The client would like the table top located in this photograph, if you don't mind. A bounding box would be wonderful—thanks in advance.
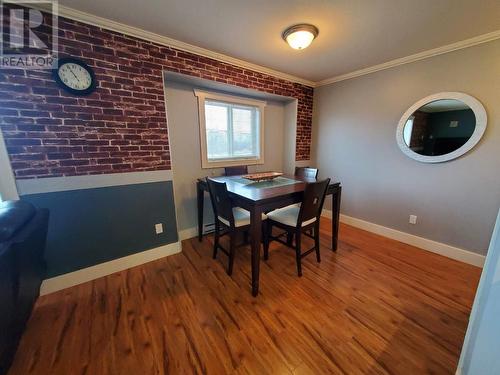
[202,174,340,203]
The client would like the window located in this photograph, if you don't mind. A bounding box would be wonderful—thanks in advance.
[403,116,414,146]
[195,90,265,168]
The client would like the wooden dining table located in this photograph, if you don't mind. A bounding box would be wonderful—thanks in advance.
[196,175,342,296]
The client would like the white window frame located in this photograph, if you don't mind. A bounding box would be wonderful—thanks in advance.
[0,130,19,201]
[403,115,415,146]
[194,89,266,169]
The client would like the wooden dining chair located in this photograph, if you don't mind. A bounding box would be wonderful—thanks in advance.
[263,178,330,276]
[224,165,248,176]
[295,166,319,179]
[292,167,320,237]
[206,178,267,275]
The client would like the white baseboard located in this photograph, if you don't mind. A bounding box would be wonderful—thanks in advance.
[179,222,216,241]
[179,212,485,268]
[179,227,199,241]
[40,241,182,295]
[322,209,485,268]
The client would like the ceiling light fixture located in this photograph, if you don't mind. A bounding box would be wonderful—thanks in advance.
[282,24,319,50]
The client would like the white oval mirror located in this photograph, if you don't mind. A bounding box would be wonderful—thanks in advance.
[396,92,487,163]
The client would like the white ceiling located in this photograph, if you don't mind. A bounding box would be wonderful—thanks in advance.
[59,0,500,82]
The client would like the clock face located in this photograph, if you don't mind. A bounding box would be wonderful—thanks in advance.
[54,58,96,95]
[58,63,92,91]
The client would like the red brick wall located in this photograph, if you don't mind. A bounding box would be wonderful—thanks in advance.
[410,110,430,149]
[0,14,314,180]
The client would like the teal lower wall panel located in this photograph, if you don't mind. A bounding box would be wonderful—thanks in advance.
[21,181,178,278]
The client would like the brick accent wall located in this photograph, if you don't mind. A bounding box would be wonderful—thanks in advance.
[0,13,314,180]
[410,110,430,150]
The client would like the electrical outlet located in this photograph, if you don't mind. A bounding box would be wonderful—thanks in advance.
[409,215,417,225]
[155,223,164,234]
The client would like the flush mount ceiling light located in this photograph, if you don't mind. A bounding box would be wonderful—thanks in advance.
[282,24,319,50]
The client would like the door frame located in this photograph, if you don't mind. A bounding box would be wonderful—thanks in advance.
[0,130,19,201]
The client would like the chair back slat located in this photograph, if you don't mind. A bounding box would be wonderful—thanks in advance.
[297,178,331,227]
[224,165,248,176]
[206,178,234,227]
[295,167,318,179]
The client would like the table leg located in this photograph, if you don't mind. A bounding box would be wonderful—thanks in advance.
[250,206,262,297]
[331,186,342,251]
[197,181,204,242]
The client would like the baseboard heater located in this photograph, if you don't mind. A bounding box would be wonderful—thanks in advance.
[203,222,215,235]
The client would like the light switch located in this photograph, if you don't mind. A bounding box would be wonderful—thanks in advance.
[155,223,164,234]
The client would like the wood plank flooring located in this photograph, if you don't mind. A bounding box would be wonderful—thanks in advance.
[8,220,481,375]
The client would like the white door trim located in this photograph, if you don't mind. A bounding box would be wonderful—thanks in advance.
[0,130,18,201]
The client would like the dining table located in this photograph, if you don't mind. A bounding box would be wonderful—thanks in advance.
[196,174,342,296]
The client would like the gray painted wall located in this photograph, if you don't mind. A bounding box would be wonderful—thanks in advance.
[164,80,295,233]
[283,100,298,175]
[22,181,178,277]
[313,40,500,255]
[459,209,500,374]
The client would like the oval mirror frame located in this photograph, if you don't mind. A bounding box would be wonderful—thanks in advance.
[396,92,487,163]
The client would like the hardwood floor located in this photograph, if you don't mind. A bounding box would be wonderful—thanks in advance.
[8,220,481,375]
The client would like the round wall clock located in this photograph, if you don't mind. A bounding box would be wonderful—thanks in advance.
[53,57,97,96]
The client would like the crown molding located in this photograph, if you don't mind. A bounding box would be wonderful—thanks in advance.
[316,30,500,86]
[34,4,500,88]
[50,5,316,87]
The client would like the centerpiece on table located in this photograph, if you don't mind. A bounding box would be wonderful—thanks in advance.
[242,172,283,182]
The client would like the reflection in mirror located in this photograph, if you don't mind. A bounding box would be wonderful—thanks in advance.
[402,99,476,156]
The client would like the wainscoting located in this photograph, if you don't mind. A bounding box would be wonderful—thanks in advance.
[18,170,179,278]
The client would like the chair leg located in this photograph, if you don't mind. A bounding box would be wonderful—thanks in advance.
[243,231,249,244]
[315,223,321,263]
[227,231,236,276]
[295,230,302,277]
[286,232,294,246]
[213,222,219,259]
[263,221,270,261]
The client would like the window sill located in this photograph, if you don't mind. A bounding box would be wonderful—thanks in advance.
[201,158,264,169]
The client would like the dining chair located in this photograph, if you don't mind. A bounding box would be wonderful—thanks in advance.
[295,166,319,179]
[292,167,320,238]
[224,165,248,176]
[206,178,267,276]
[263,178,330,276]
